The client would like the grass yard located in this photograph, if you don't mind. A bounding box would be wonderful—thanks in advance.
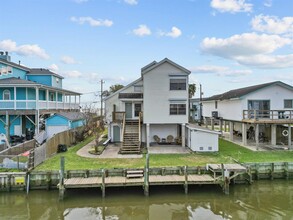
[35,136,293,171]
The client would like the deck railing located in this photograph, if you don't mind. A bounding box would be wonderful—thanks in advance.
[0,100,79,110]
[243,110,293,121]
[112,111,125,123]
[121,113,126,143]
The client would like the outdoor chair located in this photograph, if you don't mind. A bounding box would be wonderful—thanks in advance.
[153,135,160,143]
[166,135,174,144]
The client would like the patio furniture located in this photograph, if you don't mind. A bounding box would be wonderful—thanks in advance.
[167,135,174,144]
[153,135,160,143]
[175,136,182,145]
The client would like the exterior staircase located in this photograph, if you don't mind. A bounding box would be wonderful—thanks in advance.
[120,120,141,154]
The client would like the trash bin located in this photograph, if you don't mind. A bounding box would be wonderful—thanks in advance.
[57,144,67,153]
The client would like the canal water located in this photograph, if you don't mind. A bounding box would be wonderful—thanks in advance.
[0,180,292,220]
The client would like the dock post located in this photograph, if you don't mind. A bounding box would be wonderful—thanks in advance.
[101,169,106,198]
[7,174,11,192]
[184,166,188,194]
[271,163,274,180]
[248,166,252,184]
[59,156,65,200]
[144,154,149,196]
[46,172,51,190]
[256,163,259,180]
[221,164,230,195]
[284,162,289,180]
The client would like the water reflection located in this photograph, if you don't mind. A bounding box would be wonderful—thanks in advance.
[0,180,293,220]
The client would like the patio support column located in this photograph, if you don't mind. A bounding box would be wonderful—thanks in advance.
[288,124,292,149]
[14,86,16,110]
[242,123,247,146]
[36,87,39,110]
[63,93,65,109]
[211,118,214,130]
[26,88,28,109]
[5,111,10,141]
[255,124,259,150]
[219,119,223,134]
[204,117,208,128]
[35,110,39,135]
[181,123,186,147]
[229,121,234,141]
[46,89,49,109]
[55,91,58,109]
[224,121,227,132]
[79,95,81,107]
[74,96,77,109]
[69,95,71,109]
[146,123,150,148]
[271,124,277,146]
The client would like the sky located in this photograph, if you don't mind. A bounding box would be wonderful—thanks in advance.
[0,0,292,105]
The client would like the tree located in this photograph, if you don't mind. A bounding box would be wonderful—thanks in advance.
[110,84,124,93]
[189,84,196,98]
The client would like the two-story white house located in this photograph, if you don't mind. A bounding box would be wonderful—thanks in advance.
[202,81,293,149]
[105,58,191,153]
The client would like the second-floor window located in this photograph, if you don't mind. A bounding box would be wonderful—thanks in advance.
[3,89,11,100]
[170,78,186,90]
[170,104,186,115]
[284,99,293,108]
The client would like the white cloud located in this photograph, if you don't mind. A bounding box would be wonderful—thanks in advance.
[132,25,151,36]
[251,14,293,35]
[159,26,182,38]
[124,0,138,5]
[263,0,272,7]
[0,39,49,59]
[210,0,253,13]
[190,65,252,77]
[62,70,83,78]
[70,16,113,27]
[236,54,293,68]
[61,56,78,64]
[201,33,293,69]
[48,64,59,73]
[201,33,291,58]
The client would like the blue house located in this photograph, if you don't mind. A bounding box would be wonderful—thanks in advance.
[45,112,86,138]
[0,51,81,141]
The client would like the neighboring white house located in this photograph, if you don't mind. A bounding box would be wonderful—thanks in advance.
[105,58,219,153]
[202,81,293,148]
[189,98,201,122]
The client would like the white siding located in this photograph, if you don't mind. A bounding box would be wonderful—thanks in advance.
[188,129,218,152]
[105,93,122,122]
[143,62,189,124]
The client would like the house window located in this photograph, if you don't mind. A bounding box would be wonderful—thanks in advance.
[215,101,218,109]
[56,78,59,83]
[170,104,186,115]
[170,78,186,90]
[50,93,54,101]
[134,85,142,92]
[3,89,11,100]
[134,103,142,117]
[284,100,293,108]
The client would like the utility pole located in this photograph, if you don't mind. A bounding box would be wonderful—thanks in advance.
[100,79,105,117]
[200,84,203,125]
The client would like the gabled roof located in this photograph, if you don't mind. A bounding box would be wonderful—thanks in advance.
[53,112,85,121]
[104,77,142,101]
[203,81,293,101]
[0,77,38,85]
[141,58,191,75]
[0,58,30,72]
[28,68,64,79]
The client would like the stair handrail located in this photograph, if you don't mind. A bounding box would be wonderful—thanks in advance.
[121,112,126,144]
[138,112,142,146]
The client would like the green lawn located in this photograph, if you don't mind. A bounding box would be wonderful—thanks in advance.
[35,137,293,171]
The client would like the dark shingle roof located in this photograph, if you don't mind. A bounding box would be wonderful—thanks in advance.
[118,93,143,99]
[56,112,85,121]
[0,77,38,85]
[203,81,293,101]
[0,58,31,71]
[28,68,64,79]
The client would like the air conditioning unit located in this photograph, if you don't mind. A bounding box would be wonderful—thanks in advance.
[212,111,218,118]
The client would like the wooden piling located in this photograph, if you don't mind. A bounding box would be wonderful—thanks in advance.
[144,154,149,196]
[284,162,289,180]
[46,172,51,190]
[271,163,274,180]
[101,169,105,198]
[256,163,259,180]
[184,166,188,194]
[59,156,65,200]
[7,174,11,192]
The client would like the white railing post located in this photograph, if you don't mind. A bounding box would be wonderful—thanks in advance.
[14,86,16,110]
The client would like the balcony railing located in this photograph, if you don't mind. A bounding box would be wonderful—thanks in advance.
[0,100,79,110]
[112,112,125,123]
[243,110,293,121]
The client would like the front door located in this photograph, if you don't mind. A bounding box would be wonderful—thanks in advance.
[113,125,120,142]
[125,103,132,119]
